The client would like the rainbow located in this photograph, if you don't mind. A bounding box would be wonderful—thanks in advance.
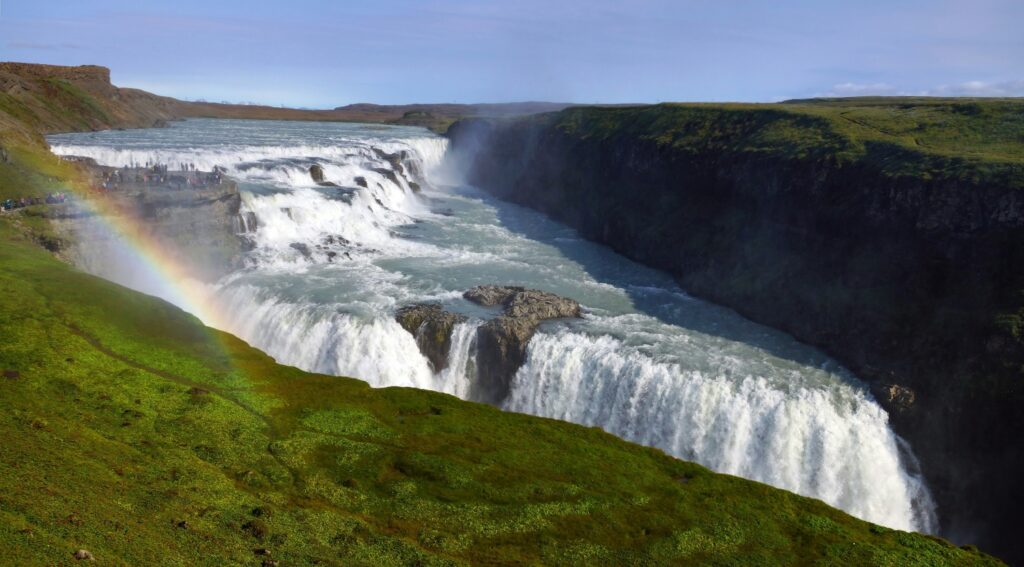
[71,186,230,331]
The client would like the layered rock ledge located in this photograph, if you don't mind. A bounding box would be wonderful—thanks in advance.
[395,303,466,372]
[394,285,581,403]
[464,286,582,403]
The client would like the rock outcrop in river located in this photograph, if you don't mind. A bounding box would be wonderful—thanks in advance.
[465,286,582,403]
[49,160,244,281]
[396,285,581,403]
[395,304,467,372]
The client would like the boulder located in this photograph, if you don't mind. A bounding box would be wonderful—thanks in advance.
[289,242,312,259]
[464,286,581,404]
[871,382,917,413]
[394,287,581,403]
[395,304,466,372]
[372,147,406,175]
[309,164,338,186]
[354,176,368,188]
[372,167,401,188]
[73,549,95,561]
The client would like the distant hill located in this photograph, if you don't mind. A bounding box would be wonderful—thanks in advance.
[0,62,573,138]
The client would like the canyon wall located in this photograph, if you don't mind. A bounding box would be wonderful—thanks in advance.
[448,103,1024,562]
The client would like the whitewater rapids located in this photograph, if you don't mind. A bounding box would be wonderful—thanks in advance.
[49,118,938,533]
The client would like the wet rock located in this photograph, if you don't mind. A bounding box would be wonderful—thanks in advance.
[309,164,326,183]
[289,242,312,259]
[309,163,338,187]
[234,211,258,234]
[322,234,352,247]
[872,382,917,413]
[73,549,95,561]
[409,181,422,193]
[372,147,406,175]
[372,167,401,188]
[354,176,368,188]
[465,286,581,404]
[395,304,467,372]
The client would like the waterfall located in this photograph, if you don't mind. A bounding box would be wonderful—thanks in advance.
[47,118,938,535]
[505,329,936,532]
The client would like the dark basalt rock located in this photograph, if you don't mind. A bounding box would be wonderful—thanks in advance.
[372,147,406,175]
[394,286,581,403]
[871,382,916,413]
[395,304,467,372]
[372,167,401,188]
[309,163,338,187]
[464,286,581,404]
[289,242,312,259]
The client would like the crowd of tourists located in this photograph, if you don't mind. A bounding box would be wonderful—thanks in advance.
[99,162,224,191]
[1,192,69,212]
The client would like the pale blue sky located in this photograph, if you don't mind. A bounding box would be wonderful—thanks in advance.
[1,0,1021,107]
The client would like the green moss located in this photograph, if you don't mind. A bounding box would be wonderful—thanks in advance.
[537,98,1024,187]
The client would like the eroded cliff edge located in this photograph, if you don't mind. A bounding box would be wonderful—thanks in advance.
[447,101,1024,562]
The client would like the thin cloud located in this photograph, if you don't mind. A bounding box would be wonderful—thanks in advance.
[822,80,1024,98]
[923,80,1024,97]
[823,83,900,97]
[7,41,81,50]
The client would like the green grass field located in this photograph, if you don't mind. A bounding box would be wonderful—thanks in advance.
[545,98,1024,186]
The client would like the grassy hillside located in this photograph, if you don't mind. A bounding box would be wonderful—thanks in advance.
[0,214,999,565]
[549,99,1024,184]
[0,62,569,139]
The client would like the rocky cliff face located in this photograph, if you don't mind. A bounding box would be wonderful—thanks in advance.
[49,162,243,281]
[395,304,467,372]
[448,106,1024,563]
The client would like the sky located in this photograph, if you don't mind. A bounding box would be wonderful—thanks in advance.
[1,0,1022,107]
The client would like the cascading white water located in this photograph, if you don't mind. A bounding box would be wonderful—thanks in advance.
[507,330,935,531]
[48,118,937,534]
